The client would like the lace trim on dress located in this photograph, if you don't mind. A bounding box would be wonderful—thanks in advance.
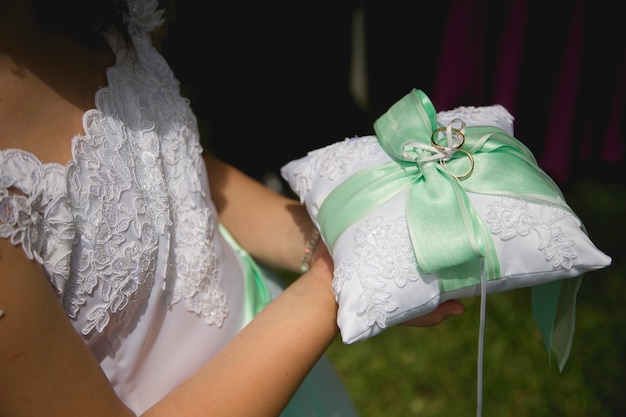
[0,150,72,294]
[0,0,228,336]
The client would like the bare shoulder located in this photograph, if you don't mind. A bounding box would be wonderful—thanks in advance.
[0,29,113,166]
[0,238,66,410]
[0,239,133,416]
[0,238,51,330]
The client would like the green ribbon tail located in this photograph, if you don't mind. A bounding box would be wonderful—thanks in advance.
[531,276,582,372]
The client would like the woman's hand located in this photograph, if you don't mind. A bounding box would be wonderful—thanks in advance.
[310,238,464,329]
[400,300,465,327]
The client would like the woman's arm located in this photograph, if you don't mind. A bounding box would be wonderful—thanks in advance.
[0,235,337,417]
[0,239,136,417]
[143,241,339,417]
[141,241,464,417]
[204,153,315,272]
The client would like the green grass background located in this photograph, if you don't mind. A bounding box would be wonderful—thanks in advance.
[272,178,623,416]
[320,179,624,417]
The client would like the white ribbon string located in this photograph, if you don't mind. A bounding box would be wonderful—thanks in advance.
[401,118,486,417]
[476,270,487,417]
[401,118,467,164]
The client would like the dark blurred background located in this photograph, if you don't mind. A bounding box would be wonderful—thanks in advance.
[159,1,625,416]
[160,0,624,191]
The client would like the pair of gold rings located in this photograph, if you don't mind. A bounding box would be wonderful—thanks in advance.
[430,127,475,180]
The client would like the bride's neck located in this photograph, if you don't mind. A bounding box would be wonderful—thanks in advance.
[0,5,114,165]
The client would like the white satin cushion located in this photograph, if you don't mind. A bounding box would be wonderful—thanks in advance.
[281,105,611,344]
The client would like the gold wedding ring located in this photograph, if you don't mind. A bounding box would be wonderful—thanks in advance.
[440,149,475,180]
[431,126,465,151]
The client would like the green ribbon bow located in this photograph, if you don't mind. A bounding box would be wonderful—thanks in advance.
[317,89,581,370]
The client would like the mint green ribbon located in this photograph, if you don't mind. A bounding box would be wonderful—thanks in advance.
[219,224,271,324]
[317,88,580,369]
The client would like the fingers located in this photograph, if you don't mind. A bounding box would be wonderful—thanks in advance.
[399,300,465,327]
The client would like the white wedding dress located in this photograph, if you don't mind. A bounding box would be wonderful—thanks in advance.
[0,0,358,415]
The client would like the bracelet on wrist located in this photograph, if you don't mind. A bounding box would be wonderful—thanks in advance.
[300,228,321,274]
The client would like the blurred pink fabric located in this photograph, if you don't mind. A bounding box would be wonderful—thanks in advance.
[424,0,624,184]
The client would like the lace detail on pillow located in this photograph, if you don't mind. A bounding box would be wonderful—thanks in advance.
[333,217,418,329]
[486,197,578,269]
[331,196,582,331]
[290,136,382,201]
[437,104,515,134]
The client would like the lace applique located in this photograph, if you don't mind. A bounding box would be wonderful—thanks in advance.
[437,105,515,134]
[65,14,226,333]
[485,197,578,269]
[0,150,73,292]
[126,0,165,35]
[331,196,580,330]
[290,136,382,200]
[165,207,227,327]
[333,217,418,329]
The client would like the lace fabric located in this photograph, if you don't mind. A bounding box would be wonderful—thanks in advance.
[0,0,227,337]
